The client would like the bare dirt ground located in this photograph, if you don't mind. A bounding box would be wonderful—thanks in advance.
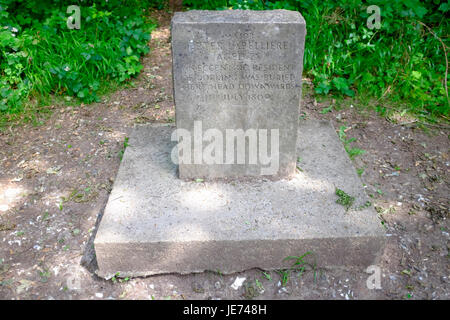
[0,10,448,300]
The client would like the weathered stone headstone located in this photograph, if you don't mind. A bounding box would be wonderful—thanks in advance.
[171,10,306,179]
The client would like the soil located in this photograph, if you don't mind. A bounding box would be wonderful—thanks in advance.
[0,10,448,300]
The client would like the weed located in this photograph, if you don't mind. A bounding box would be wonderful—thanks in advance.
[296,156,303,172]
[335,187,355,211]
[320,105,333,114]
[262,271,272,281]
[38,269,51,283]
[338,126,366,160]
[375,205,396,215]
[278,251,316,286]
[402,269,412,276]
[356,200,372,210]
[356,168,364,177]
[255,279,264,292]
[61,187,98,204]
[111,272,120,283]
[277,269,290,287]
[118,137,130,161]
[42,211,50,221]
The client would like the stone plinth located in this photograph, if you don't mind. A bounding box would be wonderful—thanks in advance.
[94,121,385,278]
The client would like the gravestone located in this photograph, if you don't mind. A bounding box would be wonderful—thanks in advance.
[171,10,306,179]
[94,10,385,278]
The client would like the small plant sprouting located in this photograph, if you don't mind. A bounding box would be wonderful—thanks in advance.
[284,251,312,280]
[111,272,119,283]
[42,211,50,222]
[356,168,364,177]
[38,269,51,283]
[262,271,272,281]
[335,188,355,211]
[338,126,365,160]
[278,251,315,286]
[320,105,333,114]
[111,272,130,284]
[277,269,290,287]
[255,279,264,292]
[118,137,129,161]
[296,157,304,172]
[356,200,372,210]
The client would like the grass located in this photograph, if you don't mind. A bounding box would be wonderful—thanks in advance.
[1,1,158,123]
[277,269,291,287]
[3,0,449,130]
[277,251,316,287]
[184,0,450,119]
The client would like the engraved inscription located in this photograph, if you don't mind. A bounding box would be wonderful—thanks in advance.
[179,29,298,105]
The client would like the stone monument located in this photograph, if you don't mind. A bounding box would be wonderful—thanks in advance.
[172,10,305,179]
[94,10,385,278]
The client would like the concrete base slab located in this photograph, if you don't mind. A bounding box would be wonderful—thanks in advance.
[94,120,385,278]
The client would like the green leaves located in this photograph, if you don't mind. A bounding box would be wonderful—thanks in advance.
[314,77,354,97]
[125,46,133,56]
[338,125,366,160]
[315,80,331,95]
[179,0,448,117]
[403,0,428,18]
[332,77,354,97]
[438,2,450,12]
[335,188,355,211]
[0,1,156,112]
[319,105,333,114]
[118,137,130,161]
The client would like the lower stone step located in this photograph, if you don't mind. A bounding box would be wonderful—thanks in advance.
[94,120,385,278]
